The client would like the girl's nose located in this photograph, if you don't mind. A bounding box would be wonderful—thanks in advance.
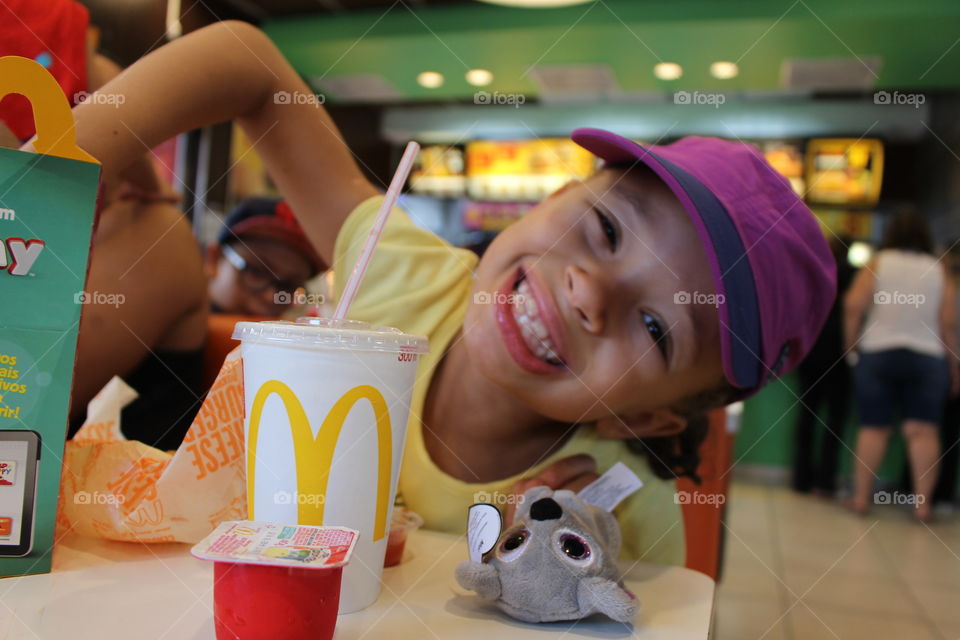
[565,265,606,335]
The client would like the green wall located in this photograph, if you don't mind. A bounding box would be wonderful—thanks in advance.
[736,372,910,483]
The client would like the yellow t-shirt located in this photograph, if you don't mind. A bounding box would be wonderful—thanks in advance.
[333,196,685,566]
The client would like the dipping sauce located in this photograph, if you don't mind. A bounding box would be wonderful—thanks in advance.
[384,509,423,568]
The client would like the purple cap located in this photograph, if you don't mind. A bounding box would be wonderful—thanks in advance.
[571,128,836,398]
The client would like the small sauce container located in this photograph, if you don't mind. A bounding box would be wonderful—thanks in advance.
[192,521,358,640]
[384,509,423,568]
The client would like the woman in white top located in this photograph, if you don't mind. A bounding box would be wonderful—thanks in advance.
[844,209,957,522]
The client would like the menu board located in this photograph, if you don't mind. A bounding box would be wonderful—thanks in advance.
[465,139,597,202]
[806,138,884,207]
[761,141,805,195]
[409,145,466,198]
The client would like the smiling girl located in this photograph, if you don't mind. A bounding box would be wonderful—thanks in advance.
[38,21,836,563]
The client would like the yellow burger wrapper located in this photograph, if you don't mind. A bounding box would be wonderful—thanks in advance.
[57,349,246,543]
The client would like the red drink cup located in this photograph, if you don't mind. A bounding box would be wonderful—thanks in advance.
[192,521,358,640]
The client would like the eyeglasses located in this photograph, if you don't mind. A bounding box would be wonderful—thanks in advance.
[221,243,306,296]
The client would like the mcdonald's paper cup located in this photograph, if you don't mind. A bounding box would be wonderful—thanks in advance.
[233,318,428,613]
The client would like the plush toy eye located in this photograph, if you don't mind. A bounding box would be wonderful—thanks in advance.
[496,529,529,563]
[559,533,590,560]
[502,532,526,551]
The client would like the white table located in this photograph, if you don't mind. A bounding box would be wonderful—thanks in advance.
[0,530,714,639]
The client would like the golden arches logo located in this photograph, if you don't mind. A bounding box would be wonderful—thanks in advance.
[246,381,393,542]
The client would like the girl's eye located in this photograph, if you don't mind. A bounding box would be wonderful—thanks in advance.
[643,312,669,361]
[594,207,619,252]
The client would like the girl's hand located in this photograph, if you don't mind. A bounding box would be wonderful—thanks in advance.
[503,454,599,525]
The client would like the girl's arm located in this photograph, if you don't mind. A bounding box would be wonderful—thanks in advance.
[28,20,377,262]
[843,261,876,355]
[87,51,166,197]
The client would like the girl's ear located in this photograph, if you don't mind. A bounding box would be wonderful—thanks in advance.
[595,409,687,440]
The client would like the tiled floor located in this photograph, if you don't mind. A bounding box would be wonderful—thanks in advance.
[713,482,960,640]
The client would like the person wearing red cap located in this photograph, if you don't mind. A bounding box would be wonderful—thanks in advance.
[207,197,326,316]
[51,22,835,563]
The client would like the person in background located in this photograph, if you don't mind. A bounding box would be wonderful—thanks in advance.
[207,197,326,317]
[933,242,960,507]
[792,234,856,497]
[844,208,958,522]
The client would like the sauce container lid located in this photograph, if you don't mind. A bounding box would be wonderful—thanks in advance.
[191,521,358,570]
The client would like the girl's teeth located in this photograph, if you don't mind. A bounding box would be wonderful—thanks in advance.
[513,278,559,363]
[523,290,536,316]
[532,322,548,339]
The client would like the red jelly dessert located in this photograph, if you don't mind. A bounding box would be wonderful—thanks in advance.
[213,562,342,640]
[192,521,358,640]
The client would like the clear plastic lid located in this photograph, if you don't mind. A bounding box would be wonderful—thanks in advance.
[232,317,429,354]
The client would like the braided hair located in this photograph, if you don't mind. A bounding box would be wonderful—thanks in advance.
[624,384,738,484]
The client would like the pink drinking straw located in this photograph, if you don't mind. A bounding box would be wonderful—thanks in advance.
[333,140,420,319]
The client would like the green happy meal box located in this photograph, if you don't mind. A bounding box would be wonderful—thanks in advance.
[0,56,101,575]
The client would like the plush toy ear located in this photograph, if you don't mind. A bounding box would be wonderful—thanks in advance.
[455,561,502,601]
[577,577,639,623]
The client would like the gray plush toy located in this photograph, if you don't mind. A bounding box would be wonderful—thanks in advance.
[455,485,639,623]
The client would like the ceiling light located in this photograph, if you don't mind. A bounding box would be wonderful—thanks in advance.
[710,61,739,79]
[653,62,683,81]
[848,241,872,268]
[466,69,494,87]
[417,71,444,89]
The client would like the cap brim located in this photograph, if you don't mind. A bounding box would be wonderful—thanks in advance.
[571,128,763,391]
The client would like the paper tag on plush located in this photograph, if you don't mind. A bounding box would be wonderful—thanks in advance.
[466,503,502,563]
[578,462,643,512]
